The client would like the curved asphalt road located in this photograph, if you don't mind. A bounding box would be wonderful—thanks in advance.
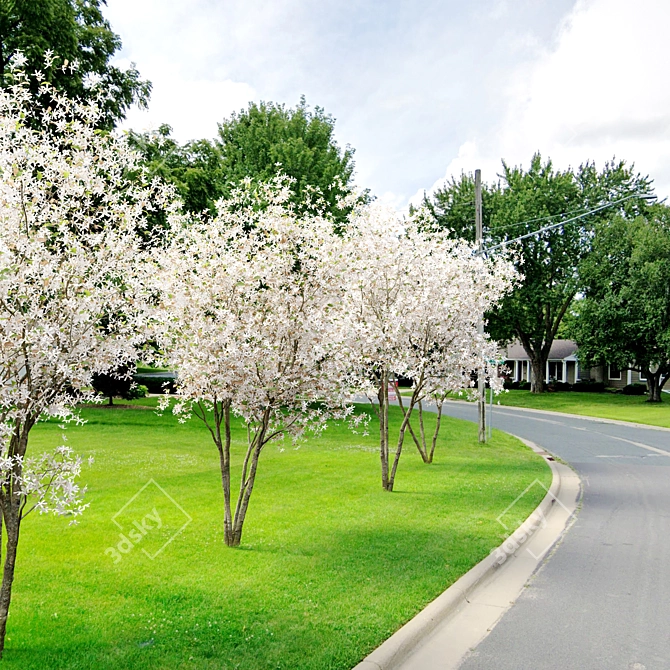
[439,401,670,670]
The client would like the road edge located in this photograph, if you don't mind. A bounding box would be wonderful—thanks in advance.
[443,398,670,433]
[352,438,580,670]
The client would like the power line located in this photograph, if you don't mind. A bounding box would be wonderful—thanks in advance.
[479,192,654,255]
[492,206,596,232]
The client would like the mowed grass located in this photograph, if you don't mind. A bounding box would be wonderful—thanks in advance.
[5,401,549,669]
[492,390,670,428]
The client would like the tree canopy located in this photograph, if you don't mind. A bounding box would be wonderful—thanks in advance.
[130,98,359,221]
[573,207,670,402]
[0,0,150,128]
[127,124,224,217]
[216,98,356,217]
[422,154,653,392]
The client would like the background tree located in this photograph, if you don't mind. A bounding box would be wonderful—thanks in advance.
[573,207,670,402]
[127,124,224,217]
[91,366,132,405]
[424,154,653,392]
[0,66,165,655]
[0,0,150,128]
[130,99,362,223]
[216,98,359,223]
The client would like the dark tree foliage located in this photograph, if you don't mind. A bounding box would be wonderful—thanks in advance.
[423,153,653,392]
[127,124,224,217]
[0,0,150,128]
[573,207,670,402]
[91,365,132,405]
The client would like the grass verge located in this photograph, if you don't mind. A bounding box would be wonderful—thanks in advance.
[490,390,670,428]
[6,401,549,669]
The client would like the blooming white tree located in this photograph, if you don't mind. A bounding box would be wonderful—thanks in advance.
[154,180,356,547]
[0,57,169,654]
[342,204,517,489]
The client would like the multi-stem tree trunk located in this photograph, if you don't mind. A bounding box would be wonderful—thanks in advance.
[228,410,269,547]
[212,401,234,546]
[644,369,669,403]
[404,397,445,464]
[429,400,444,462]
[204,399,271,548]
[385,376,421,490]
[372,369,416,491]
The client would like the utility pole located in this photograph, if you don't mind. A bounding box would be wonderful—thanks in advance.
[475,169,486,443]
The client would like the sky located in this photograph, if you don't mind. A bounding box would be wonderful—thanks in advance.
[106,0,670,209]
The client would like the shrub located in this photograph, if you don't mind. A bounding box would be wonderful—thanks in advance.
[518,380,531,390]
[126,384,149,400]
[549,381,572,392]
[623,382,647,396]
[133,373,177,394]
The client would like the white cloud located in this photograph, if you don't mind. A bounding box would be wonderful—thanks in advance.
[436,0,670,198]
[105,0,579,206]
[120,74,256,143]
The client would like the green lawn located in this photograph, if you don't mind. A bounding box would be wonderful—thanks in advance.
[492,390,670,428]
[7,401,549,669]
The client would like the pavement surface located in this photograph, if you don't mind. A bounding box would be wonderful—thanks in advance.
[432,401,670,670]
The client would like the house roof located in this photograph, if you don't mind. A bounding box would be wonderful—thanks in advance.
[504,339,579,361]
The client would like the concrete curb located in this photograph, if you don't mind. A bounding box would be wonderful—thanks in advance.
[352,438,579,670]
[444,398,670,433]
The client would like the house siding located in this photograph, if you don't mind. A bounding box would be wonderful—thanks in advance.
[503,340,649,390]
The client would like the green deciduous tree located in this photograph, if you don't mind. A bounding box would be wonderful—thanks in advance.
[130,99,361,223]
[423,154,652,392]
[127,124,224,217]
[0,0,150,128]
[573,208,670,402]
[216,98,358,223]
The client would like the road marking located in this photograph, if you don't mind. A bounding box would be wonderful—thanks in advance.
[607,434,670,457]
[596,454,663,459]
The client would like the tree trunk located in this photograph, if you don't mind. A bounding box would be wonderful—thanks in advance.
[398,392,428,462]
[227,410,269,547]
[427,400,444,464]
[646,372,663,403]
[378,370,390,490]
[417,401,427,459]
[108,395,113,406]
[387,398,416,491]
[0,419,33,655]
[530,356,545,394]
[0,502,21,657]
[215,402,234,547]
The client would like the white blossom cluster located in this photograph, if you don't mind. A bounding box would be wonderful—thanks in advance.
[342,201,517,400]
[154,178,359,444]
[154,182,517,448]
[0,58,174,521]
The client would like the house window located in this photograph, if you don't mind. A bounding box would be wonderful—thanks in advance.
[639,369,647,381]
[548,361,564,381]
[608,364,622,380]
